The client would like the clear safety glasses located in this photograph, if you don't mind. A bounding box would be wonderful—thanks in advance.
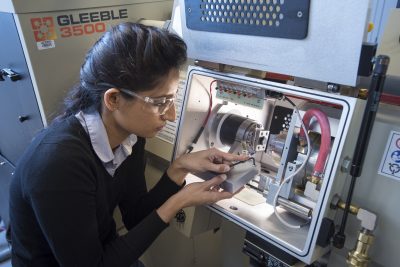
[118,88,175,116]
[97,83,175,116]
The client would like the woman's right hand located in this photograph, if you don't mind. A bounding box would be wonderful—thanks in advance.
[156,174,237,223]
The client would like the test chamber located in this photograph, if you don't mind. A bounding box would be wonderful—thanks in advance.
[174,66,365,264]
[170,0,372,265]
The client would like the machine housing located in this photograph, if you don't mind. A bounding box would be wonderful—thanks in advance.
[173,66,365,264]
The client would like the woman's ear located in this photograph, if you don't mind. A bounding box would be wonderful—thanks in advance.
[103,88,121,112]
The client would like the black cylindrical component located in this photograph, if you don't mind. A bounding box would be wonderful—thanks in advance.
[334,55,390,249]
[220,114,247,146]
[351,55,390,177]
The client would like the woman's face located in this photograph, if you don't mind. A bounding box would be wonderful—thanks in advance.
[110,69,179,138]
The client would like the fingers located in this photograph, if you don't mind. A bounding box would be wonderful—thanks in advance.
[210,191,234,202]
[204,174,227,189]
[210,148,249,162]
[207,149,249,172]
[203,174,235,201]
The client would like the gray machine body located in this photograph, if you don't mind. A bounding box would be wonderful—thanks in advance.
[0,0,173,165]
[171,0,370,86]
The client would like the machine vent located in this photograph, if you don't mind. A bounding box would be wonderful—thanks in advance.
[184,0,310,39]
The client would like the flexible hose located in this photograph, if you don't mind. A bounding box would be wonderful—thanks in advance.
[299,109,331,177]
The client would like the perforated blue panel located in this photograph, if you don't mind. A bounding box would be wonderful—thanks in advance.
[184,0,310,39]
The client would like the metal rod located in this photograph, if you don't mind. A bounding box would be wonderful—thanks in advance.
[277,197,312,220]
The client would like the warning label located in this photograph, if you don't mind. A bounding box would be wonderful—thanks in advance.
[378,130,400,180]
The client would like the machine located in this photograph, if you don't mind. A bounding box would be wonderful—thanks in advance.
[173,66,366,265]
[1,0,399,266]
[162,0,399,266]
[0,0,174,164]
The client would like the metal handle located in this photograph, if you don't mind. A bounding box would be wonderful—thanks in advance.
[18,115,30,123]
[0,68,21,81]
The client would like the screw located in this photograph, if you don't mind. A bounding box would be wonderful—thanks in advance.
[297,11,303,18]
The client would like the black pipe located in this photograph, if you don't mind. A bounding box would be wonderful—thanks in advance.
[333,55,390,249]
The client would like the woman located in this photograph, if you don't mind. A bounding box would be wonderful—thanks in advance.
[9,23,245,267]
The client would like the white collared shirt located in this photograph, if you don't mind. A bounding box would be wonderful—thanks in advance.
[75,111,137,176]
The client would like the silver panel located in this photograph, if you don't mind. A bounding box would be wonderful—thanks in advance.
[172,0,370,86]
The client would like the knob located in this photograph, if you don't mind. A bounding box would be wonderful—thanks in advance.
[175,209,186,223]
[18,115,30,123]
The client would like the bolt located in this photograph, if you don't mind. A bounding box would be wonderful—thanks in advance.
[327,83,340,94]
[341,157,352,173]
[330,194,341,210]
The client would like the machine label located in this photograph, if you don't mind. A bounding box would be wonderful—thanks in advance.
[36,40,56,50]
[378,130,400,180]
[30,9,128,49]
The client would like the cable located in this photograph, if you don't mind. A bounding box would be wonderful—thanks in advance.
[186,80,217,153]
[272,96,312,229]
[230,157,256,167]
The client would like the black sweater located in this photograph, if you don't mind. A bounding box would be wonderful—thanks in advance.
[9,116,182,267]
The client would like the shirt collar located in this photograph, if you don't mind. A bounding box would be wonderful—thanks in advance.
[75,111,137,164]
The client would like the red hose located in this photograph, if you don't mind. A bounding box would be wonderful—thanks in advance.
[299,109,331,177]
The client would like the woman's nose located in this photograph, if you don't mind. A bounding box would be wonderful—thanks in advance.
[162,102,176,122]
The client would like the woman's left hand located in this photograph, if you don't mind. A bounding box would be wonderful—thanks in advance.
[167,148,248,185]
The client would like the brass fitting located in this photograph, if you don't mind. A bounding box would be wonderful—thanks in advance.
[347,230,374,267]
[299,138,307,147]
[358,88,368,100]
[307,175,322,185]
[310,175,321,184]
[338,200,360,215]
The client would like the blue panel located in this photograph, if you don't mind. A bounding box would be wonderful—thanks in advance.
[184,0,310,39]
[0,12,44,165]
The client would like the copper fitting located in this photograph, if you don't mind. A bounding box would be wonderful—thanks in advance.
[307,175,322,185]
[338,200,360,215]
[347,230,374,267]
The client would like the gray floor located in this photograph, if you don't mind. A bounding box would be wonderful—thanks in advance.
[0,228,11,267]
[0,259,11,267]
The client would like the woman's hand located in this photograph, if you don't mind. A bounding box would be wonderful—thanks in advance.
[167,148,248,185]
[157,174,240,223]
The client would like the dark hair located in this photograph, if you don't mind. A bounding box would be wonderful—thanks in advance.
[56,22,187,121]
